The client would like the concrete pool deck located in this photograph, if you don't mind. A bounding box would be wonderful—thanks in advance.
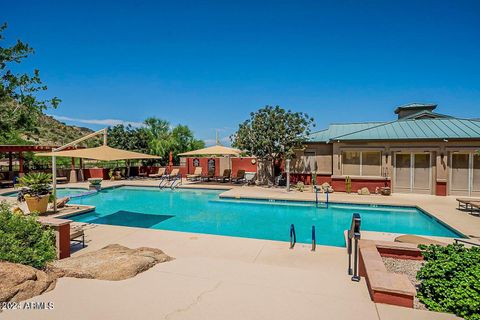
[1,225,460,320]
[0,179,476,319]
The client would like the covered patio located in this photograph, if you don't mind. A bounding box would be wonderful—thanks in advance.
[0,145,82,185]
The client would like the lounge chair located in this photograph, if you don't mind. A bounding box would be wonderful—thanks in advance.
[56,170,68,184]
[231,170,246,184]
[166,168,181,181]
[214,169,231,182]
[201,170,215,182]
[186,167,203,181]
[0,172,13,188]
[457,198,480,214]
[56,197,70,208]
[70,226,85,248]
[149,167,167,178]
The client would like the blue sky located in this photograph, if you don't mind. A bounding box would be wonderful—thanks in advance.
[3,0,480,145]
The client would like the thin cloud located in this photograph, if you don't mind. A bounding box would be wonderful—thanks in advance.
[50,115,145,128]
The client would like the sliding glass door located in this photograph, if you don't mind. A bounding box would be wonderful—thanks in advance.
[394,152,432,194]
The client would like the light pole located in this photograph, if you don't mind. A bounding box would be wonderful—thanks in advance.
[286,158,291,191]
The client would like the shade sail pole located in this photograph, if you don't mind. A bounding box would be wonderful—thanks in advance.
[51,128,108,213]
[52,154,57,212]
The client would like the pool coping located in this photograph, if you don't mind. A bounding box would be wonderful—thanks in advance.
[0,182,471,240]
[45,184,466,242]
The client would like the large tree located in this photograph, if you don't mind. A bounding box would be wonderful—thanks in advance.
[107,118,205,166]
[0,23,60,144]
[232,105,314,184]
[143,117,205,164]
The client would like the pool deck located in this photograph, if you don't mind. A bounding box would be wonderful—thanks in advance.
[0,179,476,319]
[1,225,460,320]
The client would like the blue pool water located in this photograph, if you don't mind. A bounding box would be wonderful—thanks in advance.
[59,187,462,247]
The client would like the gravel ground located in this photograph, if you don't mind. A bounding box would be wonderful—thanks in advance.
[382,257,427,310]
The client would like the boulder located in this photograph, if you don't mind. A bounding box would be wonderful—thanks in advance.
[0,262,56,303]
[320,182,334,193]
[48,244,173,281]
[357,187,370,195]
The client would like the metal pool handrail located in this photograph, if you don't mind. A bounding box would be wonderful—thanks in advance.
[290,224,296,249]
[347,213,361,282]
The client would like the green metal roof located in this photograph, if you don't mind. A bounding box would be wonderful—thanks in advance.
[332,118,480,141]
[308,122,385,142]
[308,107,480,143]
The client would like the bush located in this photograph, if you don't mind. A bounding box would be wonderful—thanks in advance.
[417,244,480,320]
[0,202,56,269]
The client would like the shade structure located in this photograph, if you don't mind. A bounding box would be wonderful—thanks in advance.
[178,145,242,156]
[35,145,161,161]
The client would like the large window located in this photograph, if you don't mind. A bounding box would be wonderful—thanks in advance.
[342,151,381,176]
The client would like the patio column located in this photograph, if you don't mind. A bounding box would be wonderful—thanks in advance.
[286,158,291,191]
[77,158,85,182]
[69,157,77,183]
[8,152,13,173]
[18,152,24,177]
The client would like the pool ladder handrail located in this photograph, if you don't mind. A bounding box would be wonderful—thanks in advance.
[347,213,361,282]
[158,176,169,189]
[170,175,182,190]
[289,224,316,251]
[314,186,329,208]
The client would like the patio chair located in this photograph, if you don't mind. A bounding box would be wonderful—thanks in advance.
[149,167,167,178]
[166,168,181,181]
[456,198,480,213]
[0,172,14,188]
[186,167,203,181]
[201,170,215,182]
[56,170,68,184]
[56,197,70,208]
[231,170,246,184]
[70,226,85,248]
[214,169,231,182]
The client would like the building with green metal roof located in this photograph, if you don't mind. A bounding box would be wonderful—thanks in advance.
[291,103,480,197]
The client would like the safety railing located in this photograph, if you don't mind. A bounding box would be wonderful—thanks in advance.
[158,177,168,189]
[170,176,182,190]
[314,186,329,208]
[289,224,316,251]
[454,238,480,247]
[290,224,296,249]
[347,213,361,282]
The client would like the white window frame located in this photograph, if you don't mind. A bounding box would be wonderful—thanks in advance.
[394,152,432,192]
[449,152,475,196]
[341,151,382,177]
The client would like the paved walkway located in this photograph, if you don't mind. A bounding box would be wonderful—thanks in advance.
[1,226,459,319]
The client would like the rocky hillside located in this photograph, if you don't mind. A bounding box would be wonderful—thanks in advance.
[22,114,95,146]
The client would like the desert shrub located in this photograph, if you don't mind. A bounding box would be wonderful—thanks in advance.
[417,244,480,320]
[0,202,56,269]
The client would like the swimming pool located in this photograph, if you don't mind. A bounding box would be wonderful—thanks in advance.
[61,186,462,247]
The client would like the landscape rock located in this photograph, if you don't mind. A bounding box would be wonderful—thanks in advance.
[47,244,173,281]
[357,187,370,195]
[0,262,56,303]
[320,182,334,193]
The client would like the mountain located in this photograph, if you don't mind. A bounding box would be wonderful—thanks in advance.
[21,114,95,146]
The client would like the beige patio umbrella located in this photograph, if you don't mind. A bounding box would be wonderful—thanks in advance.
[178,145,241,156]
[178,145,242,175]
[36,145,161,161]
